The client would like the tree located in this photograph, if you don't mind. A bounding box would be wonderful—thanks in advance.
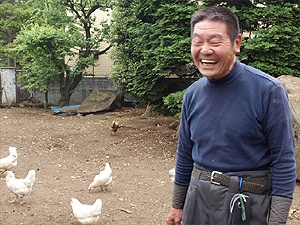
[108,0,200,112]
[0,0,32,67]
[13,24,76,105]
[201,0,300,77]
[12,0,112,106]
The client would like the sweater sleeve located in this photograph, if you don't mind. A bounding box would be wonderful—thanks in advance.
[263,82,296,198]
[174,92,195,187]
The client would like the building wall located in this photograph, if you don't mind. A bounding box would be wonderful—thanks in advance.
[31,77,195,106]
[85,49,113,77]
[64,9,113,77]
[33,77,116,105]
[85,9,113,77]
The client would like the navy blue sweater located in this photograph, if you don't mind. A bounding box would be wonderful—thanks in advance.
[175,58,296,198]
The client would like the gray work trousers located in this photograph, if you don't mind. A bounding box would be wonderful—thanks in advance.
[182,168,271,225]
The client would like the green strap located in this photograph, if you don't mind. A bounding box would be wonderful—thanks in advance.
[238,194,246,221]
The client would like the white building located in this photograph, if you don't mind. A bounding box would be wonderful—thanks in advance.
[78,9,113,77]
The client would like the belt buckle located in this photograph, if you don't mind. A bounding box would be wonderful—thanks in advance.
[211,171,222,185]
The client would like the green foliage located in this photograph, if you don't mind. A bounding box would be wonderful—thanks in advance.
[163,89,186,117]
[26,0,71,28]
[0,0,32,44]
[161,1,299,116]
[201,0,300,77]
[0,0,32,66]
[10,0,111,106]
[12,24,75,96]
[240,24,300,77]
[109,0,299,115]
[108,0,200,111]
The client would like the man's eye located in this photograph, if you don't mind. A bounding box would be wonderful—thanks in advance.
[192,40,202,46]
[211,42,221,46]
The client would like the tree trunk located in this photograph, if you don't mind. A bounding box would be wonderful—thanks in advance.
[58,72,83,106]
[44,78,50,107]
[44,91,48,106]
[58,90,71,106]
[7,57,15,67]
[142,104,152,117]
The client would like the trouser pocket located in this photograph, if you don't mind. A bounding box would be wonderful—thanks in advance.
[228,194,251,225]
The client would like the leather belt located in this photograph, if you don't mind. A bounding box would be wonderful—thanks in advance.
[192,167,270,195]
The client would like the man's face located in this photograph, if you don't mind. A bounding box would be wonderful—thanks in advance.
[191,20,241,80]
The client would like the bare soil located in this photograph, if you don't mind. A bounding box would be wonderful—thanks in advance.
[0,107,299,225]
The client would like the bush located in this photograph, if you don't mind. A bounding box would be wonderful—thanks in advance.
[163,89,186,117]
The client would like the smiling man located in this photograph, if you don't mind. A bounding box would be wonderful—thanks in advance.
[191,20,241,80]
[166,6,296,225]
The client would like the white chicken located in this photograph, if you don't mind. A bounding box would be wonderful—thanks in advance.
[71,198,102,224]
[88,163,112,192]
[4,169,36,205]
[169,168,175,182]
[0,146,17,171]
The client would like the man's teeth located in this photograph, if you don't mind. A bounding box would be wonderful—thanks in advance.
[201,60,217,65]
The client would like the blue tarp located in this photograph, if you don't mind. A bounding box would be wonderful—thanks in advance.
[51,105,80,114]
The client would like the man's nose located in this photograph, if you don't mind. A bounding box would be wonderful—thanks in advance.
[201,43,213,54]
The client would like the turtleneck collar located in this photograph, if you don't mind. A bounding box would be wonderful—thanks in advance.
[206,58,243,85]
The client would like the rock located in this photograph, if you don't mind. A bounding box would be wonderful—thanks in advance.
[19,97,44,108]
[169,120,180,130]
[277,75,300,180]
[77,90,124,115]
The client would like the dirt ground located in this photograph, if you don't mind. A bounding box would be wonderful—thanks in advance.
[0,106,299,225]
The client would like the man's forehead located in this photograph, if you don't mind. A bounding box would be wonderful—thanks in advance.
[192,33,223,39]
[193,20,228,36]
[194,19,227,29]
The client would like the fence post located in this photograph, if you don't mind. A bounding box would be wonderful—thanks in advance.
[0,67,17,106]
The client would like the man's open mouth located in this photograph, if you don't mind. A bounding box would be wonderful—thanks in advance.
[201,59,218,66]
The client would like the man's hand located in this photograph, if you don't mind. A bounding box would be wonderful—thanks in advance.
[166,207,183,225]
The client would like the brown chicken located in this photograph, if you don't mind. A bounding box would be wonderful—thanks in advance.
[110,121,119,134]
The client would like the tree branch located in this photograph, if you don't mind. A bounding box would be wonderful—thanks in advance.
[94,44,112,56]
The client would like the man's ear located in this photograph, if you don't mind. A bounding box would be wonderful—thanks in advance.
[235,34,242,53]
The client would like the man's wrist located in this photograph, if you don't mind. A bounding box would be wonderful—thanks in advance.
[172,183,188,209]
[268,195,292,225]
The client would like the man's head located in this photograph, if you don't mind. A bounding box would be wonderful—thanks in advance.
[190,7,242,80]
[191,6,240,45]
